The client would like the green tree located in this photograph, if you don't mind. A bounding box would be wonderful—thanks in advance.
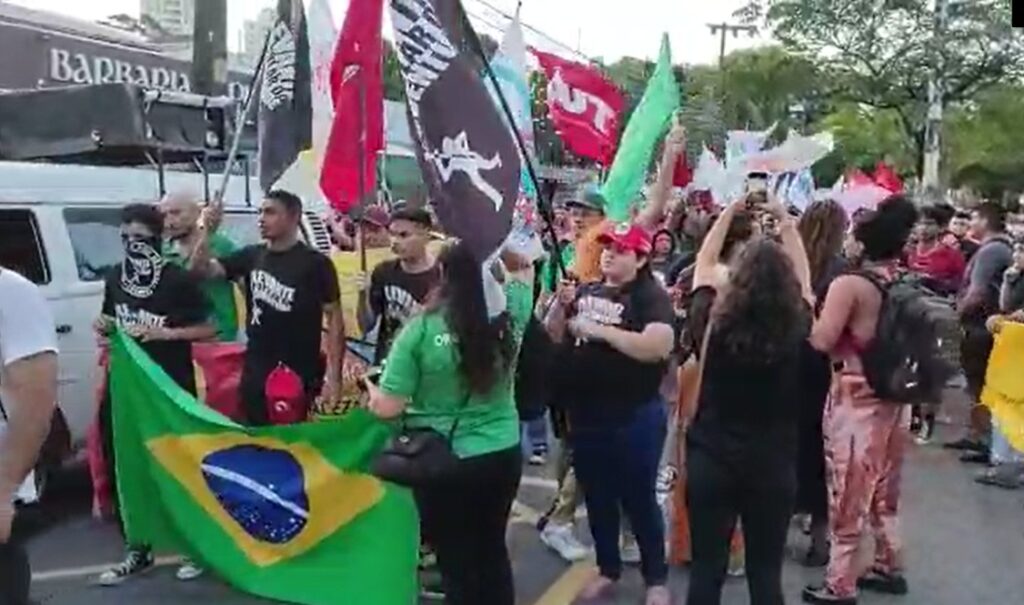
[946,85,1024,197]
[736,0,1024,174]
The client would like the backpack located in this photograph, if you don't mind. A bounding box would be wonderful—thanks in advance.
[515,316,553,422]
[855,270,961,404]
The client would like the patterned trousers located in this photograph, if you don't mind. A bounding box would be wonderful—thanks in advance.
[822,371,910,599]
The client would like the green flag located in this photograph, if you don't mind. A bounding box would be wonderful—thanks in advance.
[109,331,418,605]
[600,34,681,222]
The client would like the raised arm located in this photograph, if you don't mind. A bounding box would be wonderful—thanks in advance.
[636,118,687,232]
[693,201,742,289]
[767,198,814,306]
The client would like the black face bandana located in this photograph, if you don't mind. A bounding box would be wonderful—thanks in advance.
[120,235,164,299]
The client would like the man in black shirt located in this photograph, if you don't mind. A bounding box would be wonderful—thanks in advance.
[359,206,441,364]
[95,204,215,587]
[194,190,343,426]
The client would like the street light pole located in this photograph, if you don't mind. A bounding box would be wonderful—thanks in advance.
[922,0,949,198]
[706,22,758,66]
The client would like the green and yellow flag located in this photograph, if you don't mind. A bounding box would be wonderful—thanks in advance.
[109,331,418,605]
[600,33,681,222]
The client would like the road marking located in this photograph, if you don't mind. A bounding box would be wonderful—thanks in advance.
[530,560,597,605]
[32,556,182,582]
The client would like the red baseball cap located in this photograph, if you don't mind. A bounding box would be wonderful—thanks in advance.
[597,223,653,255]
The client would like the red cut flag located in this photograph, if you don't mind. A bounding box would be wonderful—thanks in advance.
[873,161,904,194]
[672,152,693,188]
[320,0,385,213]
[532,49,624,166]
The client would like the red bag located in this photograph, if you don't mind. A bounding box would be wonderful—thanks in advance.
[264,363,307,425]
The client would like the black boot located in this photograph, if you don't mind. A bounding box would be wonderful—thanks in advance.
[802,584,857,605]
[857,568,909,595]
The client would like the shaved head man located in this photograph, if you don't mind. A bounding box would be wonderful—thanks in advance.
[160,192,240,345]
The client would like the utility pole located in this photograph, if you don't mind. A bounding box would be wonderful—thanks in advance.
[192,0,228,96]
[922,0,949,198]
[707,22,758,66]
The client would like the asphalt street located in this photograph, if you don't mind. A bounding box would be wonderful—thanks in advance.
[21,395,1024,604]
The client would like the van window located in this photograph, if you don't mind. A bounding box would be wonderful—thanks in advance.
[0,209,50,284]
[220,212,263,248]
[63,207,122,281]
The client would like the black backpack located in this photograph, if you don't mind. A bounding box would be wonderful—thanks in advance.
[515,316,554,422]
[855,271,961,404]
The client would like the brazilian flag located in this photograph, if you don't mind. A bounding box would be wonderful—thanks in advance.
[109,331,418,604]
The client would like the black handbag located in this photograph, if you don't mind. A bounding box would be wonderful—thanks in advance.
[370,411,466,488]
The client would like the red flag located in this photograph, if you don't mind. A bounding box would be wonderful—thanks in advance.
[672,153,693,188]
[532,49,624,166]
[846,168,874,187]
[320,0,385,213]
[873,161,904,194]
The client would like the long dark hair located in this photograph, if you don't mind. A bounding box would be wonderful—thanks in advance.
[798,199,847,286]
[430,241,515,395]
[714,238,810,365]
[855,195,918,261]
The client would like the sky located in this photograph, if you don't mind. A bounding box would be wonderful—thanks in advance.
[10,0,769,65]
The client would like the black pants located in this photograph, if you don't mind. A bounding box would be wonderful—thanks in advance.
[686,446,795,605]
[414,446,521,605]
[0,517,30,605]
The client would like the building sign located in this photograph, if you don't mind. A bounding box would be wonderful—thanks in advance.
[0,22,252,100]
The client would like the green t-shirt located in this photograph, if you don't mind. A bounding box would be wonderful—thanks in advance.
[540,242,576,293]
[165,233,239,342]
[380,279,534,458]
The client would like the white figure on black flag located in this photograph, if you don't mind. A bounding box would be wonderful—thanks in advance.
[261,21,299,111]
[389,0,520,262]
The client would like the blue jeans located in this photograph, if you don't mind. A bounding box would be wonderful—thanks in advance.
[521,414,549,456]
[570,398,668,586]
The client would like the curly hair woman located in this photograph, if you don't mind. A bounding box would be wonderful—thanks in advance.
[795,200,849,566]
[684,197,814,605]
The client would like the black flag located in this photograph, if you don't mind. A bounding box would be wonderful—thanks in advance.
[389,0,520,261]
[257,0,313,192]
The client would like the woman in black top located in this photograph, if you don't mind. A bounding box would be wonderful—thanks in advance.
[545,223,675,605]
[795,199,848,566]
[685,197,814,605]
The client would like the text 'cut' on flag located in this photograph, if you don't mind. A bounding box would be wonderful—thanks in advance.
[389,0,520,261]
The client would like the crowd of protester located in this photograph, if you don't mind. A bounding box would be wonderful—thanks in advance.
[5,117,1024,605]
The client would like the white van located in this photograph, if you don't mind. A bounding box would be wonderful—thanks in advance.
[0,160,333,491]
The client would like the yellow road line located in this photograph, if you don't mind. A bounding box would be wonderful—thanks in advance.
[530,560,597,605]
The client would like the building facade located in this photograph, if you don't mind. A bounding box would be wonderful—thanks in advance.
[139,0,195,37]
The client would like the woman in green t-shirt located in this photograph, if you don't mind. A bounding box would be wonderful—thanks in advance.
[365,241,533,605]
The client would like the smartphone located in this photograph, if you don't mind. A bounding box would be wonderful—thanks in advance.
[746,171,769,194]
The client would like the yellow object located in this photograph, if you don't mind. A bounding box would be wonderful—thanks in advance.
[981,321,1024,453]
[573,220,611,284]
[146,433,384,567]
[331,247,395,338]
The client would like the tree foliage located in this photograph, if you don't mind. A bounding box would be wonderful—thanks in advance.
[736,0,1024,171]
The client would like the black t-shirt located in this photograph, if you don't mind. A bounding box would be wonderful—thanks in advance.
[558,275,674,427]
[686,286,808,466]
[102,264,209,393]
[221,242,340,382]
[369,259,441,364]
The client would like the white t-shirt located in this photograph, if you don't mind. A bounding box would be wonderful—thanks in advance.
[0,268,58,502]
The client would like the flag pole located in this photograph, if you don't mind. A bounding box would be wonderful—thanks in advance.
[215,32,271,204]
[457,4,567,278]
[357,71,369,273]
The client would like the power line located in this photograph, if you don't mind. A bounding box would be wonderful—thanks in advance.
[466,0,594,63]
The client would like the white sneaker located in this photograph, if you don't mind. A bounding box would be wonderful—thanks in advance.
[540,523,589,562]
[620,535,641,565]
[97,548,154,586]
[175,559,205,581]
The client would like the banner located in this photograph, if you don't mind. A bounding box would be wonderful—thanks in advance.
[258,0,313,192]
[533,48,624,166]
[389,0,520,262]
[109,332,418,605]
[487,14,544,261]
[983,322,1024,454]
[272,0,338,212]
[320,0,386,213]
[600,34,680,223]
